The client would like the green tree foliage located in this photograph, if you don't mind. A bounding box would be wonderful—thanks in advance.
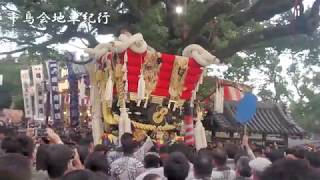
[0,60,22,109]
[0,53,41,110]
[0,0,319,61]
[223,31,320,133]
[0,0,320,133]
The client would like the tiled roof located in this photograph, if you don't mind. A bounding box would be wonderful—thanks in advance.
[208,101,304,135]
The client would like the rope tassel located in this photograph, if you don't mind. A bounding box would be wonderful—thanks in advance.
[137,73,145,106]
[195,119,207,151]
[104,74,113,107]
[119,107,132,144]
[122,50,129,101]
[195,109,207,151]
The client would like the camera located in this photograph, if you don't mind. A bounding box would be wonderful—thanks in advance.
[36,124,47,138]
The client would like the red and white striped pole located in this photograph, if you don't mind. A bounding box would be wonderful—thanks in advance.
[183,103,194,146]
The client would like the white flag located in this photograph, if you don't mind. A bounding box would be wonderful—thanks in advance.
[31,64,45,121]
[20,70,33,118]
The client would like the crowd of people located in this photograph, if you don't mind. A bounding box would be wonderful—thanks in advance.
[0,125,320,180]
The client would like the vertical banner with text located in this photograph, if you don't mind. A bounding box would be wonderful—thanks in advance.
[67,63,79,127]
[20,70,33,118]
[46,60,62,126]
[32,64,45,121]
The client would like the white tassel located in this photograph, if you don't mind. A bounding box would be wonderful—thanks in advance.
[99,88,104,103]
[122,64,127,77]
[137,73,145,106]
[173,102,178,111]
[123,50,128,63]
[122,50,128,76]
[195,113,207,151]
[199,69,205,84]
[122,51,129,101]
[79,77,86,100]
[143,96,149,108]
[91,83,104,145]
[214,86,224,113]
[214,88,219,113]
[191,70,203,108]
[119,116,124,145]
[168,101,171,109]
[124,81,129,102]
[190,90,196,108]
[118,107,132,144]
[105,74,113,107]
[220,87,224,112]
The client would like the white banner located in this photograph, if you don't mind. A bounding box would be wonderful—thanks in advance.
[32,64,45,121]
[20,70,33,118]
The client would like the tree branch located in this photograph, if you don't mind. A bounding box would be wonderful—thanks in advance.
[0,4,21,15]
[95,24,122,36]
[215,0,320,61]
[164,0,180,40]
[123,0,164,21]
[0,47,29,55]
[0,21,47,35]
[123,0,144,21]
[72,31,98,48]
[182,0,233,45]
[307,0,320,31]
[0,34,65,56]
[229,0,298,26]
[0,26,68,55]
[0,37,23,43]
[0,36,40,46]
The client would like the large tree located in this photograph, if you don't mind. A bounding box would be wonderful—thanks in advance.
[0,0,319,63]
[1,0,320,133]
[223,29,320,133]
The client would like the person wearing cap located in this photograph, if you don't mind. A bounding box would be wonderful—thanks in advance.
[249,157,271,180]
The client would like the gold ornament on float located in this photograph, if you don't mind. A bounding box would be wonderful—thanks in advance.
[142,52,161,95]
[169,56,188,99]
[152,107,168,125]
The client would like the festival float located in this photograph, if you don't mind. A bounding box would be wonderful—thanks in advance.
[83,32,304,149]
[19,32,304,149]
[82,32,221,150]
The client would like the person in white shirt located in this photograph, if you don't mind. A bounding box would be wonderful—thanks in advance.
[164,152,190,180]
[193,150,213,180]
[136,152,165,180]
[248,157,271,180]
[107,132,154,164]
[110,133,145,180]
[211,148,236,180]
[168,144,195,180]
[143,174,162,180]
